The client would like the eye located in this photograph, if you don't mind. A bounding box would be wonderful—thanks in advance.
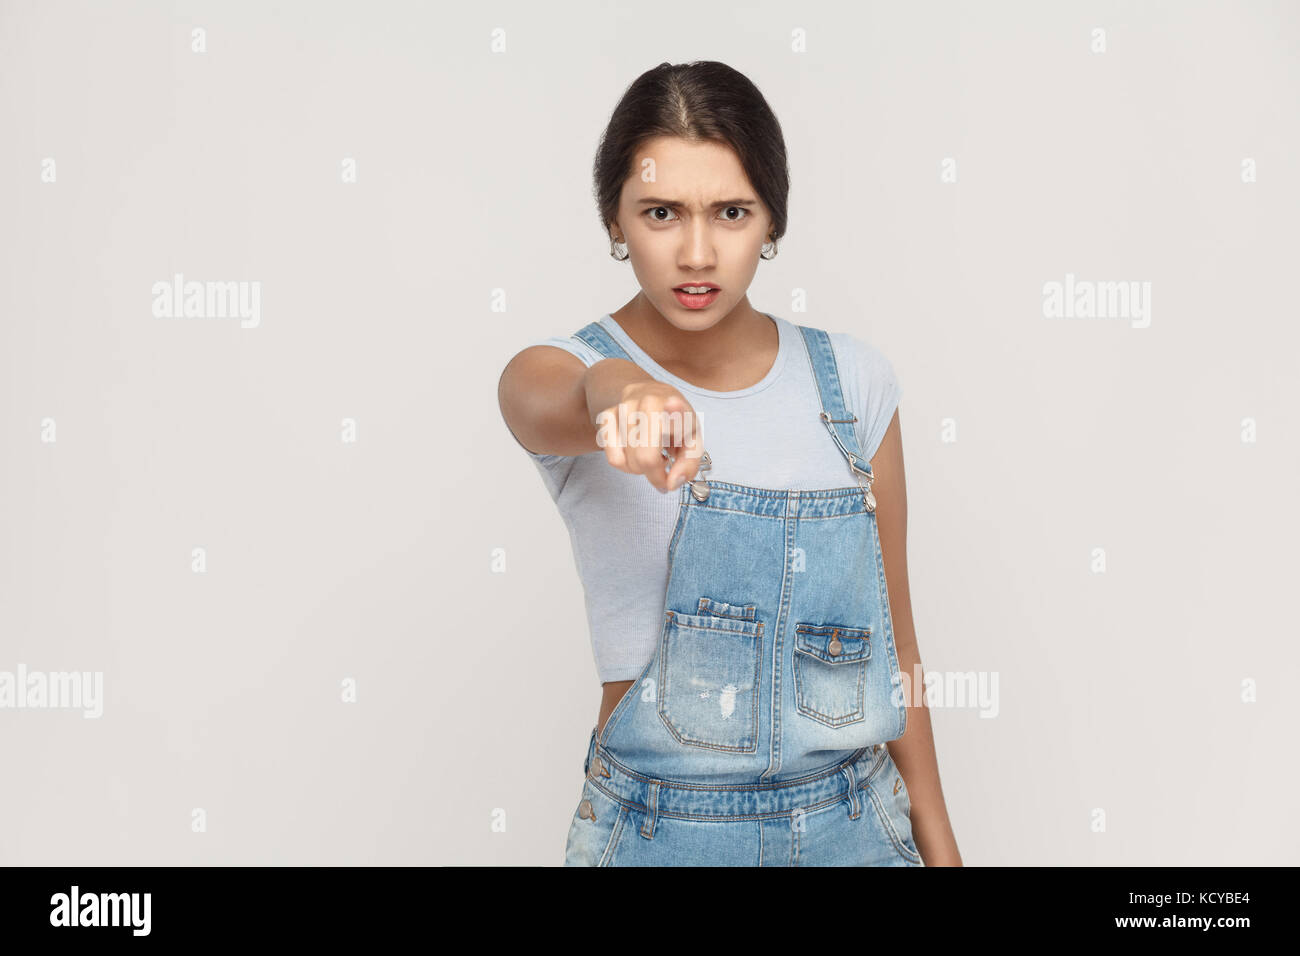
[721,206,749,222]
[645,206,679,222]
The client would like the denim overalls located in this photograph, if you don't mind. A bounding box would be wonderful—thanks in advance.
[562,320,922,866]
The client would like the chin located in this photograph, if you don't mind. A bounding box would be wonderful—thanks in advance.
[666,314,722,333]
[659,298,730,326]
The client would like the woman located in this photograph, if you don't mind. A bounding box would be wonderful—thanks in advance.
[498,61,961,866]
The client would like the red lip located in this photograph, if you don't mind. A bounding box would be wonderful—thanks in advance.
[672,282,720,290]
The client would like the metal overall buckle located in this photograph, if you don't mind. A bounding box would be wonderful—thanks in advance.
[852,461,877,513]
[819,410,876,513]
[661,448,712,501]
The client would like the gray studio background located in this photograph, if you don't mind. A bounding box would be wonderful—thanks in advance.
[2,0,1296,865]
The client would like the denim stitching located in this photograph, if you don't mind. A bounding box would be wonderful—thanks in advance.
[842,762,861,819]
[697,596,759,621]
[667,611,762,638]
[793,652,868,727]
[658,612,764,753]
[791,623,871,727]
[683,479,871,499]
[639,782,660,839]
[870,512,909,740]
[598,806,628,867]
[685,504,871,520]
[793,624,871,661]
[592,742,879,794]
[762,494,799,780]
[583,747,887,823]
[595,496,692,751]
[866,777,923,864]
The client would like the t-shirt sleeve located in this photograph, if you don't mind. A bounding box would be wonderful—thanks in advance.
[829,332,903,465]
[525,334,604,369]
[502,334,604,464]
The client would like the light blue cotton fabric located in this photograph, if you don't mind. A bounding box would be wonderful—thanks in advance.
[507,312,902,684]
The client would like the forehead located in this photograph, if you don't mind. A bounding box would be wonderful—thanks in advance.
[624,136,753,201]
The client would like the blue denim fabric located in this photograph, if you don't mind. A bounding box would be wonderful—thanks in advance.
[563,323,922,866]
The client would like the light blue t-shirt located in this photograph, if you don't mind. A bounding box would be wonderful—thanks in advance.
[507,313,903,683]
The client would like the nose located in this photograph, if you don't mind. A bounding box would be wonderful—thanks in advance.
[679,219,717,269]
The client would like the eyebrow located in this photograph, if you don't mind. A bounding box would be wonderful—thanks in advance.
[636,198,758,207]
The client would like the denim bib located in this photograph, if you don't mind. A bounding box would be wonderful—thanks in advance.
[563,320,920,866]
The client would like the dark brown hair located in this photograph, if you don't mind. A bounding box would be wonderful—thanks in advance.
[592,61,790,244]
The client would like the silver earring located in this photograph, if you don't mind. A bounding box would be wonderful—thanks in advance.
[610,235,629,261]
[761,235,779,260]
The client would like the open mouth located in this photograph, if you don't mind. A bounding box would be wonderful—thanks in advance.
[673,287,721,308]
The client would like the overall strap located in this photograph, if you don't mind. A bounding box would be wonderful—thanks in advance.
[573,320,634,362]
[797,325,875,488]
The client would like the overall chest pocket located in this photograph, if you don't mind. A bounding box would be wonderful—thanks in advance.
[792,623,871,728]
[658,607,763,753]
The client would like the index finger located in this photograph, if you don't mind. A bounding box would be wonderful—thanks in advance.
[664,416,704,490]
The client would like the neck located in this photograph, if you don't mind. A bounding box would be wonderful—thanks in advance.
[611,293,771,371]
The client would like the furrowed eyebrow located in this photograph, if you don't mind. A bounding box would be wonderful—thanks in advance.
[636,198,758,208]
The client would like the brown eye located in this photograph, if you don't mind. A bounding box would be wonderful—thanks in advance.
[722,206,749,222]
[646,207,678,222]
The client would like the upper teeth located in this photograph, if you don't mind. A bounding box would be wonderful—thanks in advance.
[680,287,713,294]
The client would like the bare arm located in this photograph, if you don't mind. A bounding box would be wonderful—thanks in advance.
[872,407,963,866]
[498,346,650,457]
[498,346,706,491]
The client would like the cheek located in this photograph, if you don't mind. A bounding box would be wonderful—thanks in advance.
[626,244,681,283]
[727,254,763,286]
